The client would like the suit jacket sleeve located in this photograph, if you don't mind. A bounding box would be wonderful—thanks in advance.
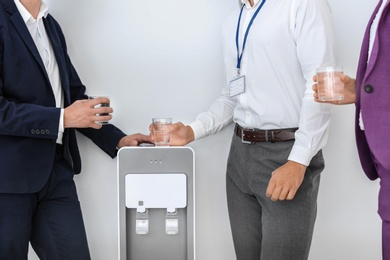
[45,16,126,158]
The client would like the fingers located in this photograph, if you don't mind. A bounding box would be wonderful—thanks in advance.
[169,122,184,132]
[286,189,297,200]
[312,83,335,103]
[150,122,183,133]
[87,98,113,122]
[132,133,151,142]
[92,114,112,125]
[90,122,103,130]
[340,74,357,88]
[312,83,318,92]
[265,162,305,201]
[88,98,113,126]
[312,81,321,102]
[340,74,349,83]
[92,103,113,115]
[88,97,110,107]
[266,180,296,201]
[265,182,276,201]
[136,133,152,144]
[65,99,114,128]
[312,85,319,101]
[117,134,153,148]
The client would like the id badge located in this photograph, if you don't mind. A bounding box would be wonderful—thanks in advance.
[229,75,246,97]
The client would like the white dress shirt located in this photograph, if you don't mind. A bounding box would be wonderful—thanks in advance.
[14,0,64,144]
[190,0,336,166]
[240,0,260,9]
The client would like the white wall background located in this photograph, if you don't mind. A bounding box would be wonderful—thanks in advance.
[29,0,381,259]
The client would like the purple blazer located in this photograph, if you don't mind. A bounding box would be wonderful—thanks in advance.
[355,0,390,180]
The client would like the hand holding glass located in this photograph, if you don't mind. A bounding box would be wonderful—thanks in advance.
[316,67,344,101]
[152,118,172,146]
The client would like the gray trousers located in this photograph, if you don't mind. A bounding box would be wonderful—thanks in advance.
[226,134,324,260]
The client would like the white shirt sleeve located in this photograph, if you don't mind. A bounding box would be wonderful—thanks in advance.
[57,108,65,144]
[288,0,336,165]
[189,87,237,140]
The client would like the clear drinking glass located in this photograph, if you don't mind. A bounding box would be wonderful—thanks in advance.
[89,96,110,125]
[152,118,172,146]
[316,67,344,101]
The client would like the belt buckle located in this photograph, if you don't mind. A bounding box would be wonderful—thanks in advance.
[241,128,255,144]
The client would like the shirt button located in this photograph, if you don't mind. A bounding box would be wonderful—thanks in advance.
[364,84,374,93]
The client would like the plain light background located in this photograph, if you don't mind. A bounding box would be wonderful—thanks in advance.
[27,0,381,259]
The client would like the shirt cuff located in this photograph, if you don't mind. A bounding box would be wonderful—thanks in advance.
[56,108,65,144]
[59,109,64,132]
[287,144,315,166]
[188,120,207,141]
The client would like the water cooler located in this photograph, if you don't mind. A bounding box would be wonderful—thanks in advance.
[117,146,195,260]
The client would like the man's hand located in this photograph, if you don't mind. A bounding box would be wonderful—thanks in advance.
[117,134,152,148]
[64,97,113,129]
[312,74,356,105]
[266,161,307,201]
[149,122,195,146]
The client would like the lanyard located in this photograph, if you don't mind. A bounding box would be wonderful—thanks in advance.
[235,0,266,75]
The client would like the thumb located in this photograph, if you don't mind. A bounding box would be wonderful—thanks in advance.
[169,122,183,132]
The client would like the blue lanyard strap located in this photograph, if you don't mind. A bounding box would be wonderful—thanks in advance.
[235,0,266,75]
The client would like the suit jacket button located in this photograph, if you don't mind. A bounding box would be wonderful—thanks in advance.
[364,84,374,93]
[46,129,51,134]
[31,129,35,134]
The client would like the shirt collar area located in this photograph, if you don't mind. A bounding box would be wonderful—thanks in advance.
[14,0,49,24]
[240,0,260,9]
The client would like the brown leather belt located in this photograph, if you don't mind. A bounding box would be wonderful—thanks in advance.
[235,124,298,144]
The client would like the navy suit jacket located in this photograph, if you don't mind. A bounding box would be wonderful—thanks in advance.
[0,0,126,193]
